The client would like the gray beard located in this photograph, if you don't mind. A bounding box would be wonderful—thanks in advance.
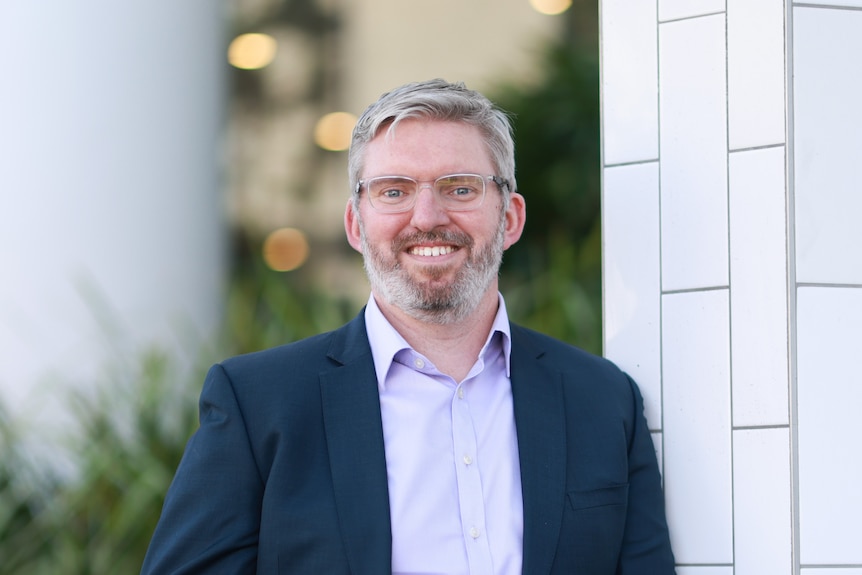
[359,221,505,325]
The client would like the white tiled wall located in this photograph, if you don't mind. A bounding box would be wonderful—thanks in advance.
[727,0,785,149]
[729,147,789,427]
[797,287,862,565]
[676,568,733,575]
[601,0,657,165]
[662,290,732,564]
[659,0,725,23]
[793,7,862,285]
[603,163,662,424]
[601,1,862,572]
[733,428,792,575]
[658,15,728,292]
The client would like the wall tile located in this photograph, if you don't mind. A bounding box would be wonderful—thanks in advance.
[659,0,725,23]
[797,287,862,564]
[662,290,732,564]
[601,0,658,165]
[603,163,662,426]
[803,570,862,575]
[676,566,734,575]
[659,16,729,291]
[793,7,862,284]
[733,428,792,575]
[676,565,733,575]
[727,0,786,149]
[729,147,789,427]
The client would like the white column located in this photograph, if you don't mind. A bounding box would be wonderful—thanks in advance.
[0,1,226,413]
[601,0,862,572]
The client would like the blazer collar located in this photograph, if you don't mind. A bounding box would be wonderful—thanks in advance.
[320,312,393,574]
[510,324,567,575]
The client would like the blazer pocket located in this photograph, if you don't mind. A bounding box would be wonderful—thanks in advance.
[567,483,629,511]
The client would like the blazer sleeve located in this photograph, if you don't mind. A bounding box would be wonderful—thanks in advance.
[618,374,676,574]
[140,364,263,575]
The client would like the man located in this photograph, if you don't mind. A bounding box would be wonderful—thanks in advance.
[141,79,675,574]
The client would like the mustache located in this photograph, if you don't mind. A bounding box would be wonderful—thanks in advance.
[392,230,473,252]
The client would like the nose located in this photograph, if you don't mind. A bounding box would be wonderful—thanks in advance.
[409,184,450,231]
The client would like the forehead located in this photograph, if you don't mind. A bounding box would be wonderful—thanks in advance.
[362,119,493,177]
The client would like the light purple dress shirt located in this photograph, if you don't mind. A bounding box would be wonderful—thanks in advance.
[364,294,524,575]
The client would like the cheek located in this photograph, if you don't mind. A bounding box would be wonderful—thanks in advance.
[359,213,408,246]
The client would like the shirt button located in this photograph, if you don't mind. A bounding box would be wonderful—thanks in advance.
[463,454,473,465]
[457,387,465,399]
[469,527,480,539]
[414,358,425,369]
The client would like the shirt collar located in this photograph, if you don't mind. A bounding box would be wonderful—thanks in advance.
[364,293,513,390]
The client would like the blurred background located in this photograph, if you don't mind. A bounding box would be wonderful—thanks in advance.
[0,0,599,571]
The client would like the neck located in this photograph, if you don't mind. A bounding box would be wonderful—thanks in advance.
[374,289,500,382]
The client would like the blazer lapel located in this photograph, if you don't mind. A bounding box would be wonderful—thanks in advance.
[510,325,567,575]
[320,314,392,575]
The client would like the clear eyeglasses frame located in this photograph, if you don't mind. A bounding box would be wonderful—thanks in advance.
[354,173,510,214]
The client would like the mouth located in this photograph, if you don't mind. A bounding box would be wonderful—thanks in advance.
[397,230,471,260]
[407,245,458,257]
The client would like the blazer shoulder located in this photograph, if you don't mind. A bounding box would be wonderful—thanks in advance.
[510,323,626,379]
[509,322,642,412]
[217,311,371,389]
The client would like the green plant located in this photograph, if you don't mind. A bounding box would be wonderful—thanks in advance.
[493,40,602,353]
[0,350,200,575]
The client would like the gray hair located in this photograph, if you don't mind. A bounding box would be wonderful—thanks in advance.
[348,79,516,210]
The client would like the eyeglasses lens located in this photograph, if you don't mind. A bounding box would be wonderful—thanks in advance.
[366,174,486,213]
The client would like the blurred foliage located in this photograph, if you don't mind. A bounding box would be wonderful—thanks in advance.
[0,350,200,574]
[0,270,357,574]
[494,39,602,354]
[0,5,602,574]
[226,240,359,354]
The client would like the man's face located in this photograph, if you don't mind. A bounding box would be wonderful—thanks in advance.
[345,119,525,324]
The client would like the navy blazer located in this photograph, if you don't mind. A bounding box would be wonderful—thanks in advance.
[141,312,675,574]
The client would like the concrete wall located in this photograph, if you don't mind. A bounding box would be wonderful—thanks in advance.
[601,0,862,572]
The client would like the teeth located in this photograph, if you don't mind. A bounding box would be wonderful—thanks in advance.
[410,246,455,257]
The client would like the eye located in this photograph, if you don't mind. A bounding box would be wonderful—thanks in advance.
[438,175,483,202]
[368,177,415,205]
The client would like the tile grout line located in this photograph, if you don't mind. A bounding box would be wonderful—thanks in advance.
[729,142,786,154]
[793,2,862,12]
[603,158,660,168]
[654,0,668,505]
[797,282,862,289]
[733,423,791,431]
[659,10,727,25]
[662,285,730,295]
[784,3,802,574]
[598,0,607,361]
[723,6,736,570]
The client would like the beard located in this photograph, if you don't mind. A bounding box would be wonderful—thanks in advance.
[359,218,506,325]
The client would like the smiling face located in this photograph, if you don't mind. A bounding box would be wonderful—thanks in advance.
[345,119,525,324]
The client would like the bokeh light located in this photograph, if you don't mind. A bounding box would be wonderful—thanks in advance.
[314,111,357,151]
[228,33,277,70]
[262,227,309,272]
[529,0,572,16]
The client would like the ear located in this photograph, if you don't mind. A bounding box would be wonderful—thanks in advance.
[344,198,363,253]
[502,192,526,250]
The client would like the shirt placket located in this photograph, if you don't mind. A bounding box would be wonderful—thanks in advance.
[451,382,494,575]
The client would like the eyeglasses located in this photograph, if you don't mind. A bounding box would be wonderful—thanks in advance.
[355,173,510,214]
